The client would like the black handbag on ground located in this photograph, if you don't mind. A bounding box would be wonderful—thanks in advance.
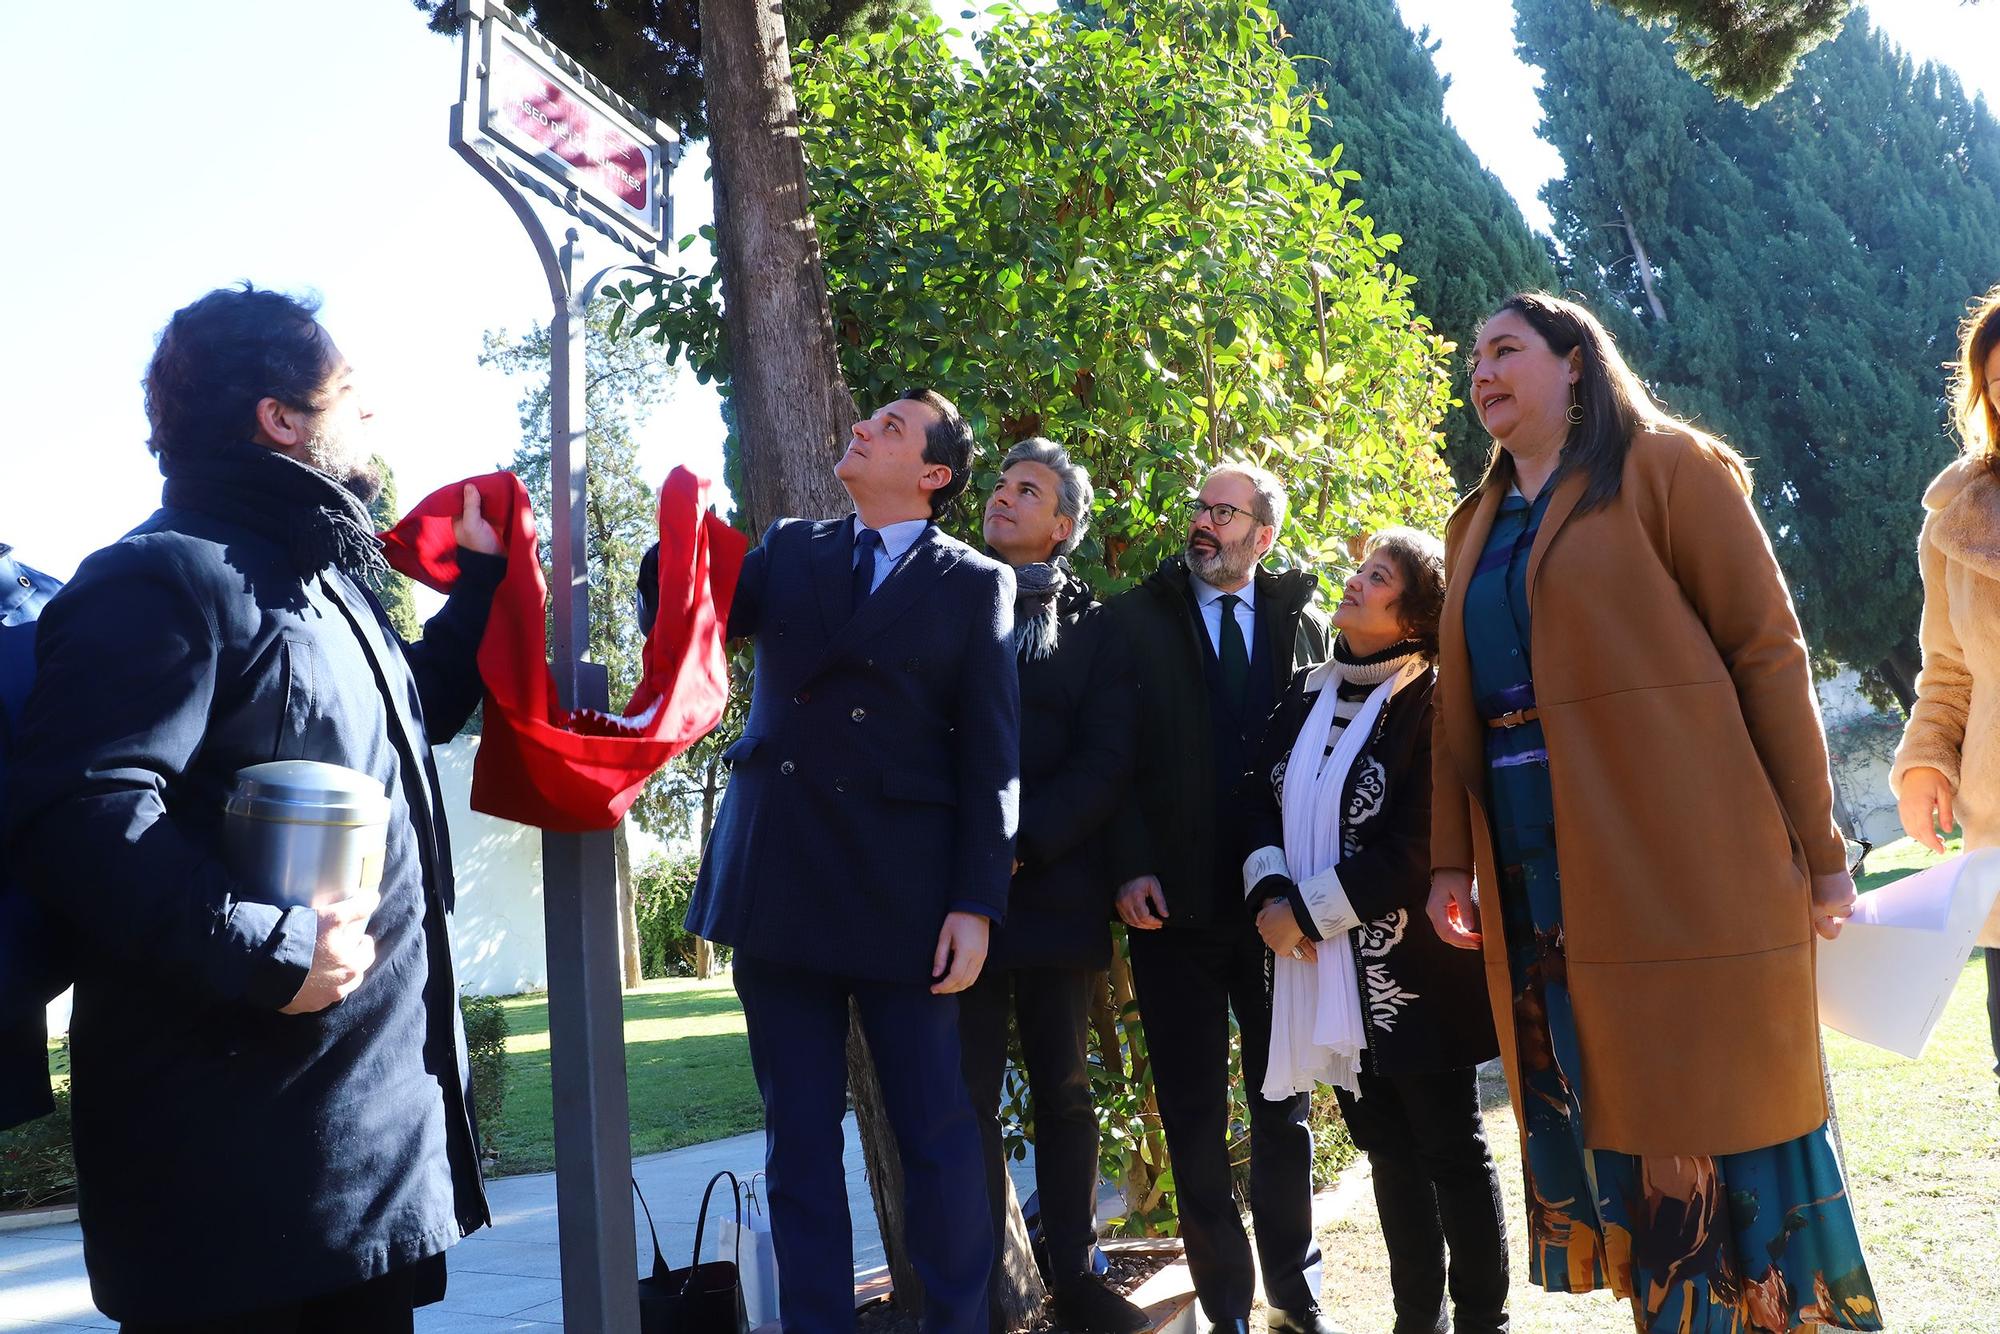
[636,1170,749,1334]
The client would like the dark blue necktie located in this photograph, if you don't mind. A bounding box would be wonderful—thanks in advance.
[851,527,883,614]
[1218,592,1250,709]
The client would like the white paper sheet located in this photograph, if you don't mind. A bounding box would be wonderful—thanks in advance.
[1816,849,2000,1058]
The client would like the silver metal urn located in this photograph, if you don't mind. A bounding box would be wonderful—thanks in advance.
[224,760,392,909]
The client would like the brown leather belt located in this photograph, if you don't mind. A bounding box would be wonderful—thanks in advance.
[1485,708,1541,729]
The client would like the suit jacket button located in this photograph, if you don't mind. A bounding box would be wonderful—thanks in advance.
[850,707,867,723]
[795,691,810,704]
[834,777,848,793]
[780,760,796,775]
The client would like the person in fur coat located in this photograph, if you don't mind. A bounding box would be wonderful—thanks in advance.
[1892,282,2000,1092]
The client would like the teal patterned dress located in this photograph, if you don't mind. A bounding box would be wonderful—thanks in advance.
[1466,488,1884,1333]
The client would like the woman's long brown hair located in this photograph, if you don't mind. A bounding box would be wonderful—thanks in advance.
[1476,293,1749,511]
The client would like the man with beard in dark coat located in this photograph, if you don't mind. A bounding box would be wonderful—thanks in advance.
[1104,463,1337,1334]
[961,439,1147,1334]
[6,286,498,1330]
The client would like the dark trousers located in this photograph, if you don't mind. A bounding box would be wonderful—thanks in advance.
[959,965,1101,1293]
[1128,922,1319,1321]
[1334,1065,1509,1334]
[119,1255,445,1333]
[1987,947,2000,1084]
[734,952,991,1334]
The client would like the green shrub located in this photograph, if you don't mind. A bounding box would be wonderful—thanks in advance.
[633,852,722,978]
[460,994,509,1141]
[0,1040,75,1211]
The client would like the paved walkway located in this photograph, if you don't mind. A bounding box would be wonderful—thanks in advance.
[1,1116,1063,1331]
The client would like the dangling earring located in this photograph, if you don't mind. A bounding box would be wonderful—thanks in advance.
[1566,386,1584,425]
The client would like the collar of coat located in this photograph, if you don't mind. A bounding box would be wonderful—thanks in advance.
[1923,455,2000,581]
[1141,553,1320,618]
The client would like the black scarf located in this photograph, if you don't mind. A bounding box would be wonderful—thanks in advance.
[159,441,388,584]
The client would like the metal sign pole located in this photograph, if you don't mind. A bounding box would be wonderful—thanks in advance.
[447,5,680,1327]
[539,226,640,1332]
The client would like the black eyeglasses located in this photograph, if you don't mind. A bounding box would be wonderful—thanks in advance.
[1185,498,1251,527]
[1843,836,1872,878]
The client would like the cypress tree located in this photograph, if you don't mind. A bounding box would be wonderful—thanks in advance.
[1519,0,2000,707]
[1278,0,1556,486]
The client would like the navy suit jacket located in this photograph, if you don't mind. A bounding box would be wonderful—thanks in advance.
[687,516,1020,984]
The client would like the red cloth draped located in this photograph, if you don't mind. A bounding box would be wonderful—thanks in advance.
[380,467,746,832]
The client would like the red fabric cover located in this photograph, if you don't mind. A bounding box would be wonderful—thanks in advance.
[380,467,747,832]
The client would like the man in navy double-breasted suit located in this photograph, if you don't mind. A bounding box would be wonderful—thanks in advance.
[688,388,1019,1333]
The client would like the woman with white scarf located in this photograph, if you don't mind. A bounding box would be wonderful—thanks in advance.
[1239,528,1510,1334]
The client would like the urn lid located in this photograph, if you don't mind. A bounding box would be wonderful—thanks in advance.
[225,760,391,827]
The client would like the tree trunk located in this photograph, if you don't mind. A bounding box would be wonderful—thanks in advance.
[700,0,1039,1314]
[1874,637,1920,716]
[613,818,643,988]
[1619,203,1669,323]
[699,0,856,527]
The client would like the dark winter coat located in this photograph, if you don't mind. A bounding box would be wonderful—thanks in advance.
[0,545,66,1130]
[1241,665,1497,1075]
[1104,557,1327,928]
[992,565,1135,971]
[4,446,495,1321]
[689,516,1019,983]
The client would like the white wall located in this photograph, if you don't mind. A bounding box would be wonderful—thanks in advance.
[435,734,550,997]
[1817,671,1908,849]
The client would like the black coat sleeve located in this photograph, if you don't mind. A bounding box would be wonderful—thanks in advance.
[1016,618,1137,871]
[725,523,782,643]
[4,547,315,1009]
[399,549,506,744]
[948,561,1021,921]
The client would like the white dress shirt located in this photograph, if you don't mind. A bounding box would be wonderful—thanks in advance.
[854,516,932,594]
[1188,570,1257,657]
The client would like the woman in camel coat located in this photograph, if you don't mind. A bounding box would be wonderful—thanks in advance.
[1893,282,2000,1090]
[1425,293,1880,1333]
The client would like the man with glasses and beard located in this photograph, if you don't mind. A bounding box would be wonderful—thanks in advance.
[7,286,497,1330]
[1104,463,1337,1334]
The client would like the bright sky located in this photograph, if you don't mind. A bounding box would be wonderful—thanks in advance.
[3,1,1993,583]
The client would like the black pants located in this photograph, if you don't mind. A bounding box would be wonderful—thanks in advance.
[1987,947,1999,1084]
[120,1254,446,1333]
[1334,1065,1509,1334]
[959,964,1102,1293]
[734,951,991,1334]
[1128,922,1318,1321]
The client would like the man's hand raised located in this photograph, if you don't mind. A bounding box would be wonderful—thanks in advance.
[931,911,990,995]
[280,889,382,1015]
[452,483,504,557]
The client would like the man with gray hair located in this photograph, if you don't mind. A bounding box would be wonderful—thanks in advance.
[1105,462,1338,1334]
[961,438,1147,1332]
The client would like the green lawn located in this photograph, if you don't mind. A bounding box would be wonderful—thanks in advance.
[1310,837,1999,1333]
[482,976,763,1178]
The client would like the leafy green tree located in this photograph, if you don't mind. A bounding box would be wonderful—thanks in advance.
[639,0,1458,580]
[1605,0,1858,105]
[1277,0,1556,486]
[365,453,423,641]
[1518,0,2000,707]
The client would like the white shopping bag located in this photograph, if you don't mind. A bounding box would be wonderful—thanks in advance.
[718,1174,780,1327]
[1816,849,2000,1058]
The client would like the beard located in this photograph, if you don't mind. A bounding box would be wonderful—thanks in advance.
[301,422,382,505]
[1185,525,1259,585]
